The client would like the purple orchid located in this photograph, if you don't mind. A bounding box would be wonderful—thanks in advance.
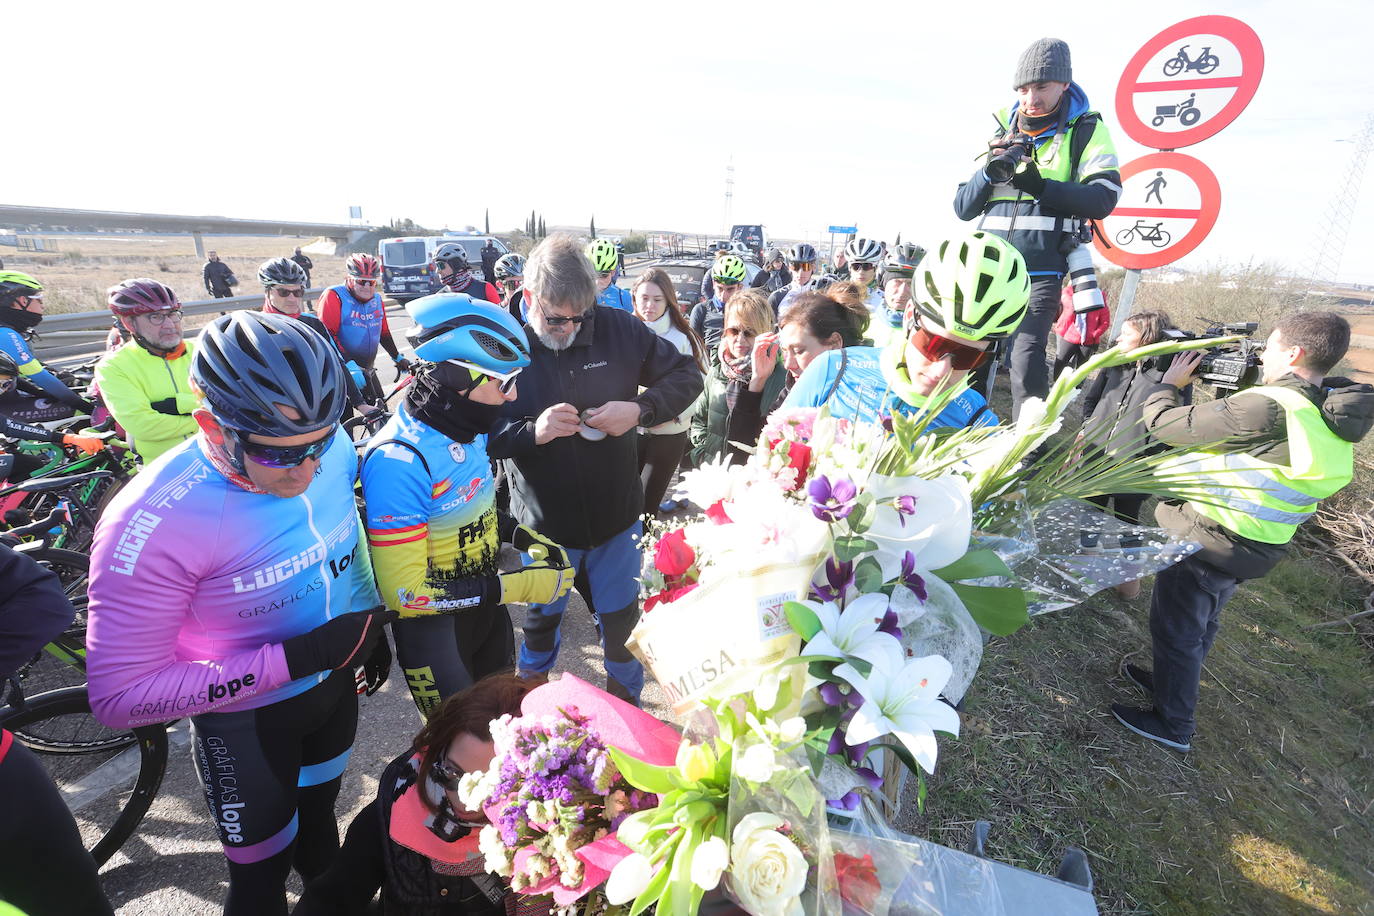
[893,494,918,528]
[808,474,858,523]
[878,607,902,639]
[899,550,928,602]
[811,557,855,603]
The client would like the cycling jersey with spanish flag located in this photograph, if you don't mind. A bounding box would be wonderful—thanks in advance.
[360,406,499,619]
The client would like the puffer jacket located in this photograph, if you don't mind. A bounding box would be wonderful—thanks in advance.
[689,360,788,467]
[1142,374,1374,578]
[1080,359,1179,457]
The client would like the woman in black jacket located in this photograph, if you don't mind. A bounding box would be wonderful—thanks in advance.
[295,673,544,916]
[1077,310,1180,598]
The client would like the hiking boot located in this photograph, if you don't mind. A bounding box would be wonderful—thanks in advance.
[1121,662,1153,694]
[1110,703,1191,751]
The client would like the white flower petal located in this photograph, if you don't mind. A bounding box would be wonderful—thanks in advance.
[890,723,941,775]
[732,812,783,846]
[893,654,954,705]
[844,700,894,746]
[690,836,730,891]
[606,853,654,904]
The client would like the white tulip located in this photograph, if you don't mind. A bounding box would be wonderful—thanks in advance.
[735,743,780,783]
[690,835,730,890]
[606,852,655,905]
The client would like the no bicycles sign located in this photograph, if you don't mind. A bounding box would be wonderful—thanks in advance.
[1094,152,1220,270]
[1114,15,1264,150]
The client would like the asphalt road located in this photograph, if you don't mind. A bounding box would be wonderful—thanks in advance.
[51,301,678,914]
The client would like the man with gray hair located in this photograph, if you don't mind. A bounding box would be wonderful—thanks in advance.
[489,234,703,703]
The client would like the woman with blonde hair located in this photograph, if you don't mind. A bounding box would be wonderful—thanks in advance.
[688,288,786,466]
[632,268,706,514]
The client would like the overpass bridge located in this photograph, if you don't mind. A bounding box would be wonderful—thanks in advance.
[0,203,374,257]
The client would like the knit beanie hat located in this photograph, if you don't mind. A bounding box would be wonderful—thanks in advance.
[1013,37,1072,89]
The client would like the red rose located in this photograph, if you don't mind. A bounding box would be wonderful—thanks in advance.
[834,852,880,910]
[653,528,695,578]
[644,582,699,613]
[782,441,812,491]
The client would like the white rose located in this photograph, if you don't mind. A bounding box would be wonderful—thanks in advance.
[735,743,780,784]
[729,814,807,916]
[606,852,655,905]
[690,835,730,891]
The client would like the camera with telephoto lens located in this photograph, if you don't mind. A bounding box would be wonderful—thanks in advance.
[1149,322,1261,391]
[985,133,1036,183]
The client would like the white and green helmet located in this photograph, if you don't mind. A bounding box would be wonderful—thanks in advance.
[914,232,1030,341]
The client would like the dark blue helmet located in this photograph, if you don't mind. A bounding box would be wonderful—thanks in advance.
[192,311,345,437]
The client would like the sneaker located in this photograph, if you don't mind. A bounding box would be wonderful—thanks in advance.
[1121,662,1154,694]
[658,498,680,513]
[1110,703,1191,751]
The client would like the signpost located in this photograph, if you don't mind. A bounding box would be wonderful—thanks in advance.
[827,225,856,268]
[1114,15,1264,150]
[1095,152,1220,270]
[1105,15,1263,335]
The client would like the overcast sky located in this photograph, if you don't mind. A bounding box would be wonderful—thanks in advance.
[10,0,1374,282]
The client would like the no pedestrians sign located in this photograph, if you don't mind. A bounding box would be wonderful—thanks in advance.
[1114,15,1264,150]
[1094,152,1220,269]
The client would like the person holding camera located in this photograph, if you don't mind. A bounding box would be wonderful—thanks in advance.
[1076,310,1178,599]
[1112,311,1373,751]
[953,37,1120,420]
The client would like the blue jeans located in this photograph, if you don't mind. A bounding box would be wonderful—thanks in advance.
[518,521,644,701]
[1149,553,1242,738]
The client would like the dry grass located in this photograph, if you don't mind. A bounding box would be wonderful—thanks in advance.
[1,234,350,314]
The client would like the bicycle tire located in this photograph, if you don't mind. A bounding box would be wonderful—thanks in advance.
[1153,229,1173,248]
[13,547,92,700]
[1115,228,1136,246]
[1162,57,1184,77]
[1,686,168,866]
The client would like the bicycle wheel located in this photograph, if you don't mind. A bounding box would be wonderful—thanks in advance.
[1162,57,1184,77]
[1153,229,1173,248]
[1,687,168,866]
[1115,228,1137,246]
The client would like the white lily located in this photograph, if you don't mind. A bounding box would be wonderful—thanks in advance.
[864,474,972,582]
[802,594,904,670]
[674,452,737,508]
[834,653,960,775]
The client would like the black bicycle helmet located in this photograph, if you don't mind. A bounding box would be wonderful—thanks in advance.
[192,311,345,437]
[258,257,308,289]
[787,243,818,264]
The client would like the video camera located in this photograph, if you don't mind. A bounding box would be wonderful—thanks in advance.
[1152,321,1262,392]
[985,133,1036,183]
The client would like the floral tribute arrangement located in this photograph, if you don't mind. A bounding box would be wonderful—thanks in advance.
[461,333,1234,914]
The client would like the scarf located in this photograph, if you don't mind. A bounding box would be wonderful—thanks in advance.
[405,362,501,444]
[0,309,41,333]
[387,753,481,865]
[721,350,752,412]
[198,433,268,495]
[442,269,475,293]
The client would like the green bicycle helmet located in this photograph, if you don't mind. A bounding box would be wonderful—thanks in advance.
[0,271,43,304]
[913,232,1029,341]
[711,254,747,285]
[586,239,619,273]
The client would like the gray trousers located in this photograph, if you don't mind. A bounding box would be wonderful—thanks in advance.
[1004,275,1064,419]
[1149,553,1243,738]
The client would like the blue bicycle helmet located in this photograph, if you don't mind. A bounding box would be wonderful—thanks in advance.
[192,311,346,436]
[404,293,531,372]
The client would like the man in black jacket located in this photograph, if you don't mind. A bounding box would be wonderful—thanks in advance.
[202,250,236,298]
[480,240,500,286]
[290,246,314,287]
[489,235,703,703]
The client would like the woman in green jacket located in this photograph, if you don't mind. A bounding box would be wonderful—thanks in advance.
[689,289,786,466]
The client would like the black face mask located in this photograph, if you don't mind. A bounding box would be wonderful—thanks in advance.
[405,362,502,444]
[0,308,43,332]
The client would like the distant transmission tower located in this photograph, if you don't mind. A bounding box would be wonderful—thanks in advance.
[1306,112,1374,289]
[722,156,735,234]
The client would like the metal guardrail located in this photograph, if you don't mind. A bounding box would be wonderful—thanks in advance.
[32,288,327,362]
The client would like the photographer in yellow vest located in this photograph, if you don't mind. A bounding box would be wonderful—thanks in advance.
[1112,311,1373,750]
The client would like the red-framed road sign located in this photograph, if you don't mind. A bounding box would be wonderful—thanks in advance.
[1094,152,1220,269]
[1115,15,1264,149]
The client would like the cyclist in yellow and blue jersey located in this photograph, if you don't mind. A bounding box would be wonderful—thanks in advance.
[361,294,573,718]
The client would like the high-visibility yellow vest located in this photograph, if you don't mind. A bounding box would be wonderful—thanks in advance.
[1156,386,1353,544]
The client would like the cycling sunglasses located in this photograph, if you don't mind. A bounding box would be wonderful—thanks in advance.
[908,325,992,370]
[224,426,334,469]
[850,262,876,271]
[273,287,305,298]
[351,278,378,286]
[449,360,522,395]
[0,375,15,395]
[790,261,815,270]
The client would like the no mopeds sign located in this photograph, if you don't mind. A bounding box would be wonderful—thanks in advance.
[1094,152,1220,269]
[1115,15,1264,149]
